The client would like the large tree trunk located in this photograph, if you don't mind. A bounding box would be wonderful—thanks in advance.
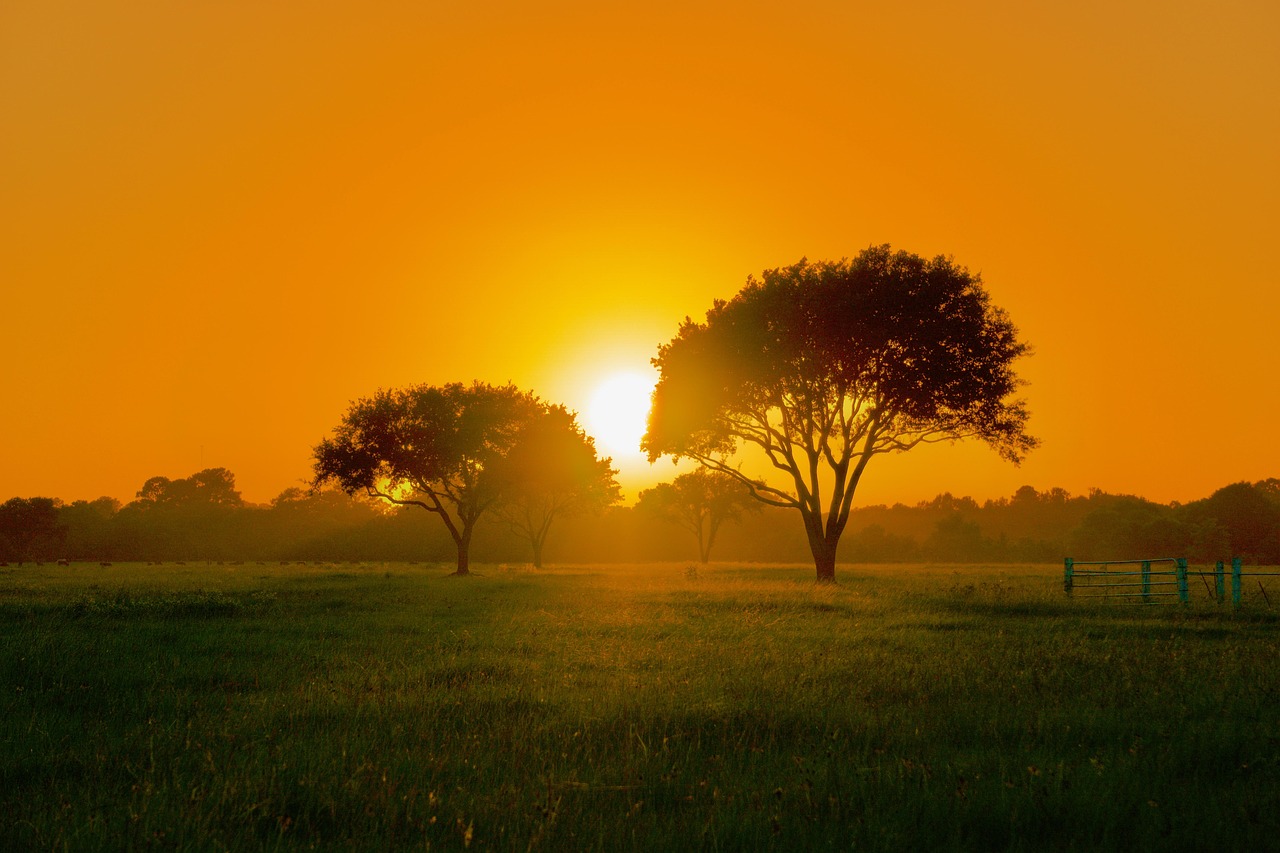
[811,539,837,583]
[803,514,839,583]
[531,538,544,570]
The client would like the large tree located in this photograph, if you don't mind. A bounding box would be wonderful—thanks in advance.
[644,245,1036,582]
[636,468,760,564]
[491,404,621,568]
[312,382,544,575]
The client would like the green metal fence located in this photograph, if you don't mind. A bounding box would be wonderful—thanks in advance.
[1063,557,1188,604]
[1215,558,1280,608]
[1066,557,1279,607]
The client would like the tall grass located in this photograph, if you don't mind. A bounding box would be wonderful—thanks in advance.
[2,561,1277,850]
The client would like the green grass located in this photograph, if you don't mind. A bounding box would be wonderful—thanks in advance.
[2,560,1278,851]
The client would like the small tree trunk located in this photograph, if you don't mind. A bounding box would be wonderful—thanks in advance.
[531,538,544,570]
[696,515,713,563]
[454,525,472,575]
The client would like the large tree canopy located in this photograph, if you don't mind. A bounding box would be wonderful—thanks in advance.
[312,382,546,575]
[644,245,1036,582]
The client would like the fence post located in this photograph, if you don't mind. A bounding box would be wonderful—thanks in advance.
[1232,557,1242,608]
[1215,561,1226,603]
[1176,558,1189,604]
[1064,557,1074,596]
[1141,561,1151,603]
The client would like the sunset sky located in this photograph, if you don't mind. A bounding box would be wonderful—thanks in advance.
[3,1,1277,508]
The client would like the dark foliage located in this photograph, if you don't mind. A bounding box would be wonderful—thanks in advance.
[3,479,1278,567]
[0,497,65,563]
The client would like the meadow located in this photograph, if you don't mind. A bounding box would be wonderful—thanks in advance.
[2,560,1278,851]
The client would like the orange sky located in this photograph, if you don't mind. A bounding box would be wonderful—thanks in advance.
[3,1,1278,508]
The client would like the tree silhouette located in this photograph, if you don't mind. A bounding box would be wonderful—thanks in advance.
[636,469,760,563]
[0,497,65,564]
[1181,481,1280,563]
[644,246,1036,582]
[58,497,121,561]
[490,405,620,568]
[125,468,246,561]
[312,382,543,575]
[135,468,244,507]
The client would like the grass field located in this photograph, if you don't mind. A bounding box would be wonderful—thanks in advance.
[2,560,1278,851]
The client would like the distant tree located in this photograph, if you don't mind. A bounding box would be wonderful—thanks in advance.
[1256,478,1280,505]
[636,469,760,563]
[924,514,992,562]
[846,522,919,563]
[59,497,121,560]
[491,405,621,568]
[918,492,981,514]
[135,468,244,507]
[1181,481,1280,563]
[1069,496,1189,561]
[0,497,66,564]
[125,468,247,560]
[312,382,544,575]
[644,246,1036,582]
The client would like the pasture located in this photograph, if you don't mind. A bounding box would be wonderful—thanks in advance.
[2,560,1278,851]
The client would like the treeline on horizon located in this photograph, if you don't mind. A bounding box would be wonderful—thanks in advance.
[3,468,1279,567]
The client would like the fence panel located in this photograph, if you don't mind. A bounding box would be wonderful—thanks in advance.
[1064,557,1187,604]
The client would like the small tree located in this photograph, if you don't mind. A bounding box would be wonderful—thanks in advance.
[312,382,543,575]
[644,245,1036,582]
[491,405,620,568]
[636,469,759,563]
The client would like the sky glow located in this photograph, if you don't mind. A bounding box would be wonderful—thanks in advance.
[2,1,1277,506]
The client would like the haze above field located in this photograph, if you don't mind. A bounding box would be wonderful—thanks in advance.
[3,1,1277,506]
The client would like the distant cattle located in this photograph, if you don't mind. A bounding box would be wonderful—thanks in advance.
[57,559,70,566]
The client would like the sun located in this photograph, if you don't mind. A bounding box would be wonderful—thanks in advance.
[586,372,656,457]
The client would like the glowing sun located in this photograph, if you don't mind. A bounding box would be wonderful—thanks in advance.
[586,372,655,457]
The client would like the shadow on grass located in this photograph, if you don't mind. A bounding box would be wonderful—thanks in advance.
[0,590,277,621]
[925,593,1280,638]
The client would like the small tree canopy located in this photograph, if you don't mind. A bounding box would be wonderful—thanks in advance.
[636,469,760,563]
[644,245,1036,582]
[490,404,621,568]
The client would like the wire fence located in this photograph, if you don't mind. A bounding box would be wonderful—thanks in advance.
[1064,558,1186,604]
[1064,557,1278,607]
